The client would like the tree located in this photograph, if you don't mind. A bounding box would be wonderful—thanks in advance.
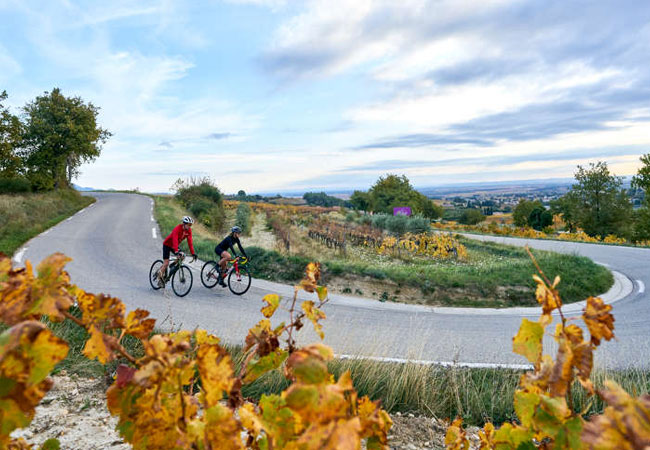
[632,153,650,195]
[357,174,443,219]
[349,190,370,211]
[303,191,345,207]
[528,206,553,231]
[513,199,543,227]
[0,91,23,177]
[632,154,650,240]
[459,208,485,225]
[22,88,111,190]
[550,192,580,232]
[558,162,632,238]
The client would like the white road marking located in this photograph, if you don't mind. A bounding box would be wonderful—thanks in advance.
[152,228,157,239]
[337,354,532,370]
[638,280,645,294]
[151,215,154,222]
[594,261,611,267]
[66,217,73,221]
[13,248,27,264]
[41,229,49,236]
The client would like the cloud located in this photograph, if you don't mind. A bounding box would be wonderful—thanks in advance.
[207,132,232,140]
[357,134,493,149]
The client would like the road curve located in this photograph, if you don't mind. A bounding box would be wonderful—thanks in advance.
[15,193,650,369]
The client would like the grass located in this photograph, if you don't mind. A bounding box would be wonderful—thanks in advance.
[151,195,614,308]
[28,313,650,427]
[0,189,94,256]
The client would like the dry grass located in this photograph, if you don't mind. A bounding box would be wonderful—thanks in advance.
[0,189,94,255]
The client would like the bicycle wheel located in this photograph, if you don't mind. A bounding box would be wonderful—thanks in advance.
[201,260,220,288]
[172,265,193,297]
[228,266,251,295]
[149,260,164,290]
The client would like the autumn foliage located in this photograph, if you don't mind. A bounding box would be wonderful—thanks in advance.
[0,254,391,449]
[445,248,650,449]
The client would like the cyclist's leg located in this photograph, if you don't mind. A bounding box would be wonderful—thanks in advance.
[218,250,231,273]
[159,245,172,279]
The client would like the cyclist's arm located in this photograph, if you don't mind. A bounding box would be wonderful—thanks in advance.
[172,225,180,253]
[235,238,248,259]
[187,229,196,255]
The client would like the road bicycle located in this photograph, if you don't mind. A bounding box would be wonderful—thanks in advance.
[200,256,251,295]
[149,252,193,297]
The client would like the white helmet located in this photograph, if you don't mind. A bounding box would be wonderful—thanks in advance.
[182,216,194,224]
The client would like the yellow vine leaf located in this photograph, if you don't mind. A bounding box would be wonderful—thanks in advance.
[77,292,125,330]
[261,293,281,318]
[124,309,155,339]
[83,325,118,364]
[582,296,615,346]
[582,381,650,449]
[197,343,235,407]
[293,418,362,450]
[258,394,301,449]
[444,418,469,450]
[0,321,68,443]
[477,422,495,449]
[0,255,74,325]
[532,274,562,315]
[357,395,392,449]
[203,404,245,450]
[285,343,333,384]
[302,300,326,340]
[194,329,221,346]
[512,318,545,365]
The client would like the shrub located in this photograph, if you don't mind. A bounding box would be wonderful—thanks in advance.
[385,214,408,235]
[0,176,31,193]
[407,215,431,234]
[235,202,252,235]
[459,208,485,225]
[173,177,225,231]
[371,213,390,229]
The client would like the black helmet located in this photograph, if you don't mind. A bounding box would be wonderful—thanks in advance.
[231,226,242,233]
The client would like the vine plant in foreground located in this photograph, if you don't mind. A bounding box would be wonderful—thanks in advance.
[0,254,391,449]
[445,248,650,449]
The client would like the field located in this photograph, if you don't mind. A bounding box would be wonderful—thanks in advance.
[154,196,613,308]
[0,189,95,255]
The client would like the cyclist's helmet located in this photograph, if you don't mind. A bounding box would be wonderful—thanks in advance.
[182,216,194,225]
[231,225,242,234]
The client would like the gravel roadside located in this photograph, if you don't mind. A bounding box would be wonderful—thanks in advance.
[12,374,482,449]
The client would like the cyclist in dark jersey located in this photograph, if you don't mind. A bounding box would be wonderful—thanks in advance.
[214,226,248,287]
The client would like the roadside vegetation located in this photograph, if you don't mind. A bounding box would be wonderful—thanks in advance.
[438,156,650,248]
[4,255,646,438]
[0,189,94,255]
[152,182,612,307]
[0,88,108,256]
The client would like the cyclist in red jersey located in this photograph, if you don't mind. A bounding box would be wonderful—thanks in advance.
[157,216,197,286]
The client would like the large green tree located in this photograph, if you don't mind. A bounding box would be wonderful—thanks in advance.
[22,88,111,190]
[0,91,23,177]
[558,161,632,238]
[365,174,442,218]
[513,199,544,227]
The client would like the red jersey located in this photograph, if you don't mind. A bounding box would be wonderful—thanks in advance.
[163,224,195,254]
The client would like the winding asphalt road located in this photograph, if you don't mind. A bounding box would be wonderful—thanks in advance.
[14,192,650,369]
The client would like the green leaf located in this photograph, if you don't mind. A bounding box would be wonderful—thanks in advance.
[243,349,288,384]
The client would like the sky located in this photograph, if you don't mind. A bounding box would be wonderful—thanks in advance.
[1,0,650,194]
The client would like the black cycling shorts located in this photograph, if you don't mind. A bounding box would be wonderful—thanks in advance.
[215,246,228,256]
[163,245,174,260]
